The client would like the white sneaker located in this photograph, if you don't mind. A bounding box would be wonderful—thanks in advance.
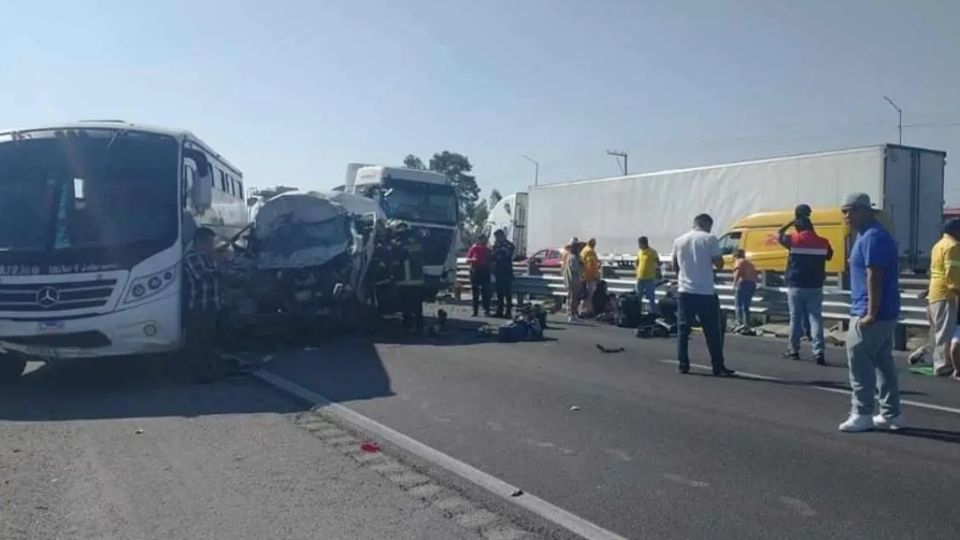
[567,316,575,323]
[838,414,874,433]
[872,414,904,431]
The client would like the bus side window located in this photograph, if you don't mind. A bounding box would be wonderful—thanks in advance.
[183,164,196,207]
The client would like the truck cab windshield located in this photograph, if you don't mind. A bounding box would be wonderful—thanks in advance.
[379,179,458,225]
[0,129,179,255]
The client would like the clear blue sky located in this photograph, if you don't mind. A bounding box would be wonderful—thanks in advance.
[3,0,959,202]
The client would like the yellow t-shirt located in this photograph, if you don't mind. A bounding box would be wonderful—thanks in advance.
[580,246,600,282]
[635,248,659,280]
[928,234,960,303]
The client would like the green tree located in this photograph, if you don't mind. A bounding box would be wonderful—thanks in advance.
[489,188,503,208]
[403,154,426,170]
[254,185,298,199]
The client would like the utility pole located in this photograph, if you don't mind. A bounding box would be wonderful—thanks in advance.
[522,154,539,186]
[883,96,903,145]
[606,149,628,175]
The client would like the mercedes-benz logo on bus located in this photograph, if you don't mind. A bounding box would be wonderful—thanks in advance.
[36,286,60,308]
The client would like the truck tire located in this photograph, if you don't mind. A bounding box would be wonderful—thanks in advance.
[0,353,27,384]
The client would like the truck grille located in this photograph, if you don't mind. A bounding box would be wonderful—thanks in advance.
[412,227,454,266]
[0,279,117,312]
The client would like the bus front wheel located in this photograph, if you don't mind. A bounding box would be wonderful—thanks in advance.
[0,352,27,384]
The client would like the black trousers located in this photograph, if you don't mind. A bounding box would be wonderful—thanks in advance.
[471,269,491,314]
[495,274,513,316]
[398,286,424,331]
[184,310,219,379]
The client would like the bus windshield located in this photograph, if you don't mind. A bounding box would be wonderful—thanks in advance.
[381,180,458,225]
[0,129,180,254]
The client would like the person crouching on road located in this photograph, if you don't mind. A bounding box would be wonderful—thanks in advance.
[635,236,660,315]
[777,207,833,365]
[184,227,223,383]
[732,249,758,334]
[924,218,960,377]
[466,234,493,317]
[492,229,516,318]
[838,193,903,432]
[580,238,601,317]
[561,240,583,322]
[671,214,734,377]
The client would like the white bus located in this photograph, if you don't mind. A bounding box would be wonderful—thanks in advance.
[0,121,248,381]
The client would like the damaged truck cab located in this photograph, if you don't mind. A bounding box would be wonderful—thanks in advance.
[233,192,379,327]
[348,166,459,300]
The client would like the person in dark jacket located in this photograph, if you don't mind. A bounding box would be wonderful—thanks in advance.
[777,206,833,365]
[492,229,516,318]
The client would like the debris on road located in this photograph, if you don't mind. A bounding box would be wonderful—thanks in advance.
[135,429,145,435]
[596,344,625,353]
[570,406,581,412]
[510,489,524,497]
[360,441,381,453]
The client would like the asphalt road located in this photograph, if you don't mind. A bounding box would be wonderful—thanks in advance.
[262,304,960,540]
[0,356,482,540]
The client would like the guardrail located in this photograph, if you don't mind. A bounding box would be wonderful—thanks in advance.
[455,261,928,350]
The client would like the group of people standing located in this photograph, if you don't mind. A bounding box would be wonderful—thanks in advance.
[559,238,602,322]
[672,194,903,432]
[466,230,517,318]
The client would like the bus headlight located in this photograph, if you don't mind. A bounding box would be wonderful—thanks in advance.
[125,264,177,304]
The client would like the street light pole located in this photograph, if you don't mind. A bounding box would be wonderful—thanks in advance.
[606,150,628,175]
[522,154,539,186]
[883,96,903,145]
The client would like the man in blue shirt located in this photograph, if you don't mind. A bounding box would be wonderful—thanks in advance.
[839,193,903,432]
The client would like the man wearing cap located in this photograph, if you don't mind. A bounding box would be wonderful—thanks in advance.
[923,218,960,376]
[839,193,903,432]
[777,205,833,365]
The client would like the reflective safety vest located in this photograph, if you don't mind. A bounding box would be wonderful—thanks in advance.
[393,238,425,286]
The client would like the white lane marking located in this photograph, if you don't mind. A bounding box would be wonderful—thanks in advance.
[658,360,960,416]
[663,473,709,488]
[255,370,629,540]
[778,496,817,517]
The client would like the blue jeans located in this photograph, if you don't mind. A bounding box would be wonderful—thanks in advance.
[734,281,756,327]
[677,293,726,371]
[788,287,825,355]
[846,317,901,417]
[635,279,658,314]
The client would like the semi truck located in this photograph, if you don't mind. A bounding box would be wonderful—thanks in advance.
[345,164,460,296]
[523,144,945,271]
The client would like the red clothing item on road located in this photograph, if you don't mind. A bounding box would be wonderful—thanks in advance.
[466,243,492,270]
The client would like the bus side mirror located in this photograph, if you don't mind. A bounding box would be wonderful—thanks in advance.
[192,172,213,210]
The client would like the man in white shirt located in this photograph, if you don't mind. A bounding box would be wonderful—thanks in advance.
[671,214,735,376]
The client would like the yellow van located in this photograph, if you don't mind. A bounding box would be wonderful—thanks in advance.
[718,208,892,273]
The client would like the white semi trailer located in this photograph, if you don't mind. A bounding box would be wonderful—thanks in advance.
[525,144,945,271]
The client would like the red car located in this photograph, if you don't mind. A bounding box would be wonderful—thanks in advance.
[526,248,563,269]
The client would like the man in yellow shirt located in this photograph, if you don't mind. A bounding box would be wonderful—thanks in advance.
[925,219,960,376]
[580,239,601,316]
[635,236,660,315]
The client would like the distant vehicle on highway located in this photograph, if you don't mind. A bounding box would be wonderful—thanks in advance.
[525,248,563,269]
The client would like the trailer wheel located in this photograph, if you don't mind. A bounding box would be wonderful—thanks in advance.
[0,352,27,384]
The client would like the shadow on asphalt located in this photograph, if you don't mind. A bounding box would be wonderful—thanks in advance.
[892,427,960,445]
[0,353,312,422]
